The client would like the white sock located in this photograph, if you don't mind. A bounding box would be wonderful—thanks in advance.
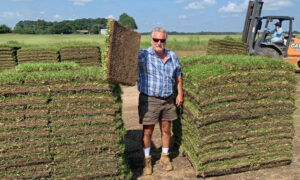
[162,147,169,154]
[144,147,151,157]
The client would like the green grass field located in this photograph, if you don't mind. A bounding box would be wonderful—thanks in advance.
[0,33,242,51]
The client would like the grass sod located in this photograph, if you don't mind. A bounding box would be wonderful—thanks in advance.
[183,78,296,101]
[181,55,295,72]
[0,65,107,85]
[182,103,295,128]
[0,62,130,179]
[183,70,297,90]
[180,113,293,142]
[0,83,117,98]
[184,88,295,111]
[182,132,248,166]
[0,164,51,179]
[17,49,59,64]
[180,135,252,178]
[105,19,140,86]
[184,98,295,116]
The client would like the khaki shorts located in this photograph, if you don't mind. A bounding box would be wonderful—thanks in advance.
[138,93,178,125]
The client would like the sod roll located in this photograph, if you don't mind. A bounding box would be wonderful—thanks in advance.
[173,54,298,177]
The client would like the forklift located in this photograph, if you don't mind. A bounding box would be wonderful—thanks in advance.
[242,0,300,70]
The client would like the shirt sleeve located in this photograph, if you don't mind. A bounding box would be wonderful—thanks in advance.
[138,49,147,63]
[173,53,182,77]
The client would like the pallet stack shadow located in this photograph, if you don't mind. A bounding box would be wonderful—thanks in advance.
[60,46,101,67]
[0,46,18,72]
[206,39,247,55]
[17,49,59,64]
[173,55,298,177]
[0,62,130,179]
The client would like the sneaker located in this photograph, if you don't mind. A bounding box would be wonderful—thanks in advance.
[143,156,152,175]
[160,153,173,171]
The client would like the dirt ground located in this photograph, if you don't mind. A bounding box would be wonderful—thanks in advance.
[121,52,300,180]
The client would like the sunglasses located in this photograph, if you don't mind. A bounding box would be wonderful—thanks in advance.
[152,38,166,43]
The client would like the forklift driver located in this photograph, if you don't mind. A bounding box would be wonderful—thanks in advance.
[266,22,283,43]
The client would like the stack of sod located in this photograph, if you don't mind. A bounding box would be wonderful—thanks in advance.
[17,49,59,64]
[0,46,17,72]
[206,39,247,55]
[173,55,298,177]
[105,19,141,86]
[0,62,131,179]
[60,46,101,66]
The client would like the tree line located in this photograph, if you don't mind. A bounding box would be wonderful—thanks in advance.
[0,13,137,34]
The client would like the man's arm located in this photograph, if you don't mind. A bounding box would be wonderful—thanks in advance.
[175,76,183,107]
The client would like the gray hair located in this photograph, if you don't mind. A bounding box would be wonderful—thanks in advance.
[151,27,168,39]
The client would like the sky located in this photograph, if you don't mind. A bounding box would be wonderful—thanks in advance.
[0,0,299,33]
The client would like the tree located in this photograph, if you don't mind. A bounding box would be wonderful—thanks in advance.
[0,24,11,33]
[118,13,138,30]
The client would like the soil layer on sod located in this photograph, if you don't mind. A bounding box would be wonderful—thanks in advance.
[60,46,101,67]
[0,46,17,72]
[105,19,141,86]
[173,55,298,177]
[17,49,59,64]
[0,62,131,179]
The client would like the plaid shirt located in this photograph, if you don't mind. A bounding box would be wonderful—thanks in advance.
[138,47,182,98]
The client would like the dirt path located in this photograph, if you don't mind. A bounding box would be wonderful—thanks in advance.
[122,74,300,180]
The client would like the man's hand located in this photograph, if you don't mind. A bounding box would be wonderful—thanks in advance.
[176,93,183,107]
[175,76,183,107]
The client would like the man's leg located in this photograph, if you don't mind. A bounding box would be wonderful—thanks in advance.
[142,124,155,175]
[142,124,155,152]
[159,120,173,171]
[159,120,171,150]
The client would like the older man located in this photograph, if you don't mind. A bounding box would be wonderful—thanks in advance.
[138,27,183,175]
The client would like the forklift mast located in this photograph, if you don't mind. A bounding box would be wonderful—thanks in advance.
[242,0,264,54]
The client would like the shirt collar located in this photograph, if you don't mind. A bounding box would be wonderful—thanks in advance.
[148,47,171,59]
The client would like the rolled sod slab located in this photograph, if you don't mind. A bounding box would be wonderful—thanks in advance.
[105,19,141,86]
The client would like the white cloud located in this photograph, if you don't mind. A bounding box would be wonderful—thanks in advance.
[184,0,216,10]
[53,14,61,19]
[179,15,188,19]
[40,11,45,15]
[218,0,293,13]
[0,11,22,18]
[106,15,114,19]
[69,0,93,6]
[218,0,248,13]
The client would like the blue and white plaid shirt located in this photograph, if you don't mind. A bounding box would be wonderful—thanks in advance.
[138,47,182,98]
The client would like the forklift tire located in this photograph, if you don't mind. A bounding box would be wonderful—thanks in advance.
[255,47,282,59]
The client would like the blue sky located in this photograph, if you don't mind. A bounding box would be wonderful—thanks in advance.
[0,0,299,32]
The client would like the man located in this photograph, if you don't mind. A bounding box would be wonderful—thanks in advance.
[138,27,183,175]
[267,22,284,43]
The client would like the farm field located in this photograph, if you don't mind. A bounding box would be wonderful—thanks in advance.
[0,33,242,51]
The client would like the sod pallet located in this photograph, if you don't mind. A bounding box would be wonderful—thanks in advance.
[206,39,247,55]
[173,55,298,177]
[0,62,131,179]
[60,46,101,67]
[0,46,17,72]
[17,49,59,64]
[105,19,141,86]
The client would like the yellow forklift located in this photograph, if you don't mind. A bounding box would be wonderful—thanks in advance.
[242,0,300,71]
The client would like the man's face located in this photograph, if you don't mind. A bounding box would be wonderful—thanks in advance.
[151,31,166,53]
